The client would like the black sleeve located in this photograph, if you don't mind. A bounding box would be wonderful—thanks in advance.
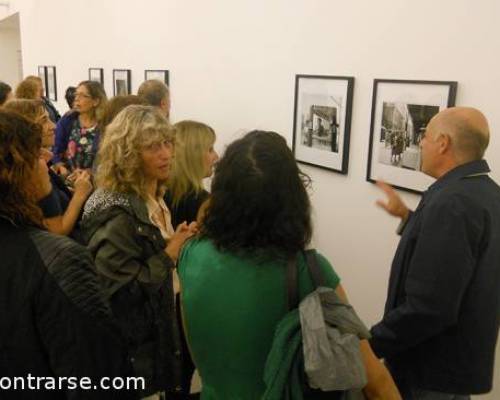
[38,187,63,218]
[168,190,209,228]
[34,247,138,399]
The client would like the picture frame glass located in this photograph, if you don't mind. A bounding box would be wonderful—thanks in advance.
[367,80,457,193]
[37,66,45,80]
[46,66,57,101]
[113,70,130,95]
[89,68,103,84]
[145,70,168,84]
[293,75,353,173]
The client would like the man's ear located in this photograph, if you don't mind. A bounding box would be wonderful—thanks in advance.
[438,133,452,154]
[160,97,169,110]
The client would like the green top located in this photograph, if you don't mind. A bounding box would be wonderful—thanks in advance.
[178,238,340,400]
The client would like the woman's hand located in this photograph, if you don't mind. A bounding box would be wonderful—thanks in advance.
[52,162,69,178]
[72,170,93,201]
[165,221,198,262]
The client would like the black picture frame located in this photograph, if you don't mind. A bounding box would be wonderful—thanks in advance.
[88,68,104,85]
[144,69,170,86]
[292,74,354,174]
[112,69,131,96]
[366,79,458,194]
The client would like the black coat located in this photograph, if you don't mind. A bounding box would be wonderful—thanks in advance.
[164,188,209,229]
[370,160,500,395]
[81,189,183,396]
[0,217,137,399]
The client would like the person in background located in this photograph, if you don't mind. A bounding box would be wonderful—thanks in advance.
[53,80,107,175]
[138,79,170,119]
[81,105,197,399]
[165,120,218,228]
[0,109,136,399]
[163,120,218,398]
[99,94,147,133]
[178,130,401,400]
[371,107,500,399]
[64,86,77,111]
[4,99,92,239]
[15,76,40,100]
[25,75,61,123]
[0,81,13,106]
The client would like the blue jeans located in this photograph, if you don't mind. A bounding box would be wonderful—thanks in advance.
[407,387,470,400]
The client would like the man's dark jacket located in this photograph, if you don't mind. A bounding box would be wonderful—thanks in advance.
[370,160,500,395]
[0,218,137,399]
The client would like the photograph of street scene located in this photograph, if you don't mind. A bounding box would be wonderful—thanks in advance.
[378,102,439,171]
[300,94,341,153]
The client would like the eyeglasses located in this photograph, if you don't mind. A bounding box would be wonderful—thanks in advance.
[74,93,92,99]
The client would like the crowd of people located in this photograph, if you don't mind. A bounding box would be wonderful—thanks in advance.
[0,75,499,400]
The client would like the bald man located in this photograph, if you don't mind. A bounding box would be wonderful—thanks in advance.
[370,107,500,400]
[137,79,170,119]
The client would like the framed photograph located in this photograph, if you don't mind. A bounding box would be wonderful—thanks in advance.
[113,69,131,96]
[46,66,57,101]
[292,74,354,174]
[89,68,104,85]
[366,79,457,194]
[145,69,169,86]
[38,66,47,96]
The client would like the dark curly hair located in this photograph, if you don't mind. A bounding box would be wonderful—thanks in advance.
[0,110,44,227]
[201,130,312,257]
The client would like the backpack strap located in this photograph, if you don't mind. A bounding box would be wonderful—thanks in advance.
[304,249,327,288]
[287,250,327,311]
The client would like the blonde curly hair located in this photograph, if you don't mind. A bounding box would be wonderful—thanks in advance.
[96,105,173,199]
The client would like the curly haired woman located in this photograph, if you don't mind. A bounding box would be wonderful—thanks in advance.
[81,105,197,399]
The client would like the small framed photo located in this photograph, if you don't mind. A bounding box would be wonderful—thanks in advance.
[145,69,169,86]
[366,79,458,194]
[292,74,354,174]
[89,68,104,85]
[46,66,57,101]
[113,69,131,96]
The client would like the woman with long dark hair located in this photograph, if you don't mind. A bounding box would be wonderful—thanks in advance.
[178,130,401,400]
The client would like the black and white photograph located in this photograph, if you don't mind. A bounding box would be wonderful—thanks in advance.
[378,102,440,170]
[89,68,104,85]
[113,69,131,96]
[46,66,57,101]
[367,79,457,193]
[145,69,169,85]
[292,75,354,174]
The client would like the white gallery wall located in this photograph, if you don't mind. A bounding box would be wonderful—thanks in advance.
[0,13,22,88]
[4,0,500,398]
